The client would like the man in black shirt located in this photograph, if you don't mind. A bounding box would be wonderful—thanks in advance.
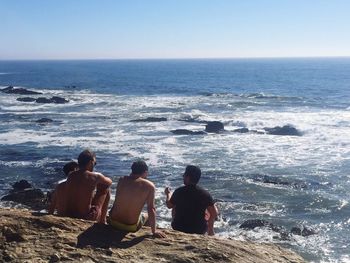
[164,165,218,235]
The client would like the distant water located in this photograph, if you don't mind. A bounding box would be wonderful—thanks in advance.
[0,58,349,262]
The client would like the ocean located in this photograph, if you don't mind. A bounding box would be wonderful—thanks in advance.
[0,58,349,262]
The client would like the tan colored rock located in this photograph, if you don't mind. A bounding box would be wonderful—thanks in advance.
[0,208,305,262]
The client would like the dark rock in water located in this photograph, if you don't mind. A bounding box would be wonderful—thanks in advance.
[253,174,308,189]
[240,219,271,229]
[17,97,37,102]
[205,121,224,133]
[12,180,32,191]
[35,96,69,104]
[1,189,46,210]
[131,117,167,122]
[36,97,53,103]
[171,129,206,135]
[240,219,290,239]
[36,118,54,124]
[1,86,42,95]
[233,128,249,133]
[2,180,46,210]
[291,226,317,236]
[51,96,69,104]
[264,125,302,136]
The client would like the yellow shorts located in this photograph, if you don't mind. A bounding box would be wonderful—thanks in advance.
[108,214,146,232]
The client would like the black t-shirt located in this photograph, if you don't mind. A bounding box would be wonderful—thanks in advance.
[170,184,214,234]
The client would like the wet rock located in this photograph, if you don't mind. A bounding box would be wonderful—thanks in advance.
[264,125,302,136]
[1,181,46,210]
[1,86,42,95]
[233,128,249,133]
[36,118,54,124]
[36,97,52,103]
[253,174,308,189]
[131,117,167,122]
[12,180,32,192]
[205,121,224,133]
[240,219,271,229]
[51,96,69,104]
[35,97,69,104]
[16,97,37,102]
[171,129,206,135]
[291,226,317,236]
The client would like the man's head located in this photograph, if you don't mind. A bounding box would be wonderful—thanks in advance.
[131,160,148,178]
[78,149,96,171]
[63,161,79,176]
[183,165,201,185]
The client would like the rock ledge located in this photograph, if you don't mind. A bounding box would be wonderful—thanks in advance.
[0,208,305,262]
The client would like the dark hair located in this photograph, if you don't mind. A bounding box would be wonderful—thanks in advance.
[63,161,79,176]
[184,165,201,184]
[78,149,96,167]
[131,160,148,175]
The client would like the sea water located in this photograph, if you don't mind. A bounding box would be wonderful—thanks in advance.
[0,58,349,262]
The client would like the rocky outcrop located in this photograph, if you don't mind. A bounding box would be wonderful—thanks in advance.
[1,180,46,210]
[0,208,305,262]
[36,96,69,104]
[205,121,225,133]
[264,125,302,136]
[171,129,206,135]
[240,219,316,238]
[1,86,42,95]
[16,97,37,102]
[131,117,167,122]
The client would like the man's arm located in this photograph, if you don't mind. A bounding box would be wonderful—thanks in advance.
[164,187,174,209]
[206,204,218,236]
[147,184,166,238]
[96,173,112,187]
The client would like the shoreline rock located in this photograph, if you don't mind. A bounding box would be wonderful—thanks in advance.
[0,208,305,262]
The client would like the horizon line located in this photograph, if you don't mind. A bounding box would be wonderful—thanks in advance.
[1,55,350,62]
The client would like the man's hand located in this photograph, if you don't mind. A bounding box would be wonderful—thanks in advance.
[153,231,166,238]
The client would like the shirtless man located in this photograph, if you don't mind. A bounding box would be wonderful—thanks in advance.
[64,149,112,224]
[109,161,165,238]
[48,161,79,215]
[164,165,218,235]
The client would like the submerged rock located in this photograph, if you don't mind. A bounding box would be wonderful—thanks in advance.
[131,117,167,122]
[171,129,206,135]
[36,97,52,103]
[205,121,224,133]
[264,125,302,136]
[291,226,317,236]
[240,219,272,229]
[1,86,42,95]
[233,128,249,133]
[16,97,37,102]
[36,118,54,124]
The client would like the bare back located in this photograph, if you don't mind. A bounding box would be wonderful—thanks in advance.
[110,176,154,225]
[64,170,99,218]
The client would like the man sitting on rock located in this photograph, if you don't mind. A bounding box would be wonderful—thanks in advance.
[109,160,165,238]
[164,165,218,235]
[48,161,79,215]
[64,149,112,224]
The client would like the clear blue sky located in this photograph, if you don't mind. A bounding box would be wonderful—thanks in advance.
[1,0,350,59]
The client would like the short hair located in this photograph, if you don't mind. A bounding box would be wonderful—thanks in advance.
[78,149,96,167]
[184,165,201,184]
[131,160,148,175]
[63,161,79,176]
